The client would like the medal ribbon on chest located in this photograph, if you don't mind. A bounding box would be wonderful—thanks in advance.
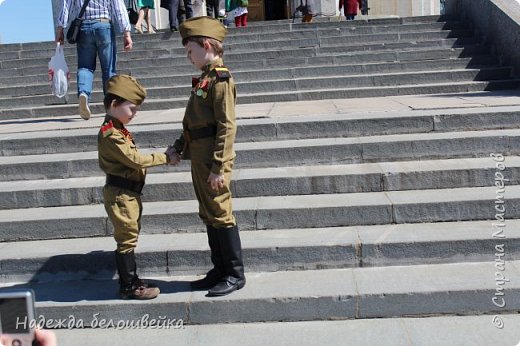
[194,78,210,98]
[120,127,134,141]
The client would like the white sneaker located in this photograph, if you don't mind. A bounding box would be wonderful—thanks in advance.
[78,93,91,120]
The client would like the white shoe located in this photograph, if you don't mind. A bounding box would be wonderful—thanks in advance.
[78,93,91,120]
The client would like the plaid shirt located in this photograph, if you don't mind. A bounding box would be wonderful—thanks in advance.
[57,0,131,32]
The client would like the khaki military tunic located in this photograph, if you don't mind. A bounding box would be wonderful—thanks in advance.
[98,116,168,253]
[174,58,237,228]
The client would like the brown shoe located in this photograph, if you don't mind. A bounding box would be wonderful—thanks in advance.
[120,280,160,300]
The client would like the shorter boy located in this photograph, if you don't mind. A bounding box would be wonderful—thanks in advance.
[98,74,174,300]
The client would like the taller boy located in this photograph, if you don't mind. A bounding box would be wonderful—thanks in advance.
[169,17,246,297]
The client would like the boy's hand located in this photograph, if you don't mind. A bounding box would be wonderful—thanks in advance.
[207,172,225,191]
[165,146,180,165]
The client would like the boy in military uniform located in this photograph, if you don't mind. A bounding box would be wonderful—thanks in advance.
[98,75,175,300]
[168,16,246,297]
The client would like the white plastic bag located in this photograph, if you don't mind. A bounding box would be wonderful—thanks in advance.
[48,43,70,98]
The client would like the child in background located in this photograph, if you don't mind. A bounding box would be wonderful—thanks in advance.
[339,0,363,20]
[227,0,248,27]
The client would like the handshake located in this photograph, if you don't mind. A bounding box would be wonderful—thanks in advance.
[165,145,181,165]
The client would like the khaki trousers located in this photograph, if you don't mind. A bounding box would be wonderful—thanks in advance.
[103,185,142,254]
[191,160,236,228]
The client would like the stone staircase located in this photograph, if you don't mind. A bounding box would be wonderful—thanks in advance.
[1,16,519,119]
[0,15,520,334]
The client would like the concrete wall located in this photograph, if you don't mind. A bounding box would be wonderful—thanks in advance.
[449,0,520,77]
[364,0,440,16]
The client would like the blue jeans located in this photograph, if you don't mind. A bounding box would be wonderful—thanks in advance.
[76,20,117,98]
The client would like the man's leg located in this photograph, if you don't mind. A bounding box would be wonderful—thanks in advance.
[93,21,117,95]
[76,22,96,98]
[76,21,97,120]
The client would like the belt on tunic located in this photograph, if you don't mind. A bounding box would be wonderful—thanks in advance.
[184,126,217,142]
[182,125,217,154]
[106,174,144,194]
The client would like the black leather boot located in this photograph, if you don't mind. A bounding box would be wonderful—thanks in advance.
[191,225,224,290]
[207,225,246,297]
[115,251,160,300]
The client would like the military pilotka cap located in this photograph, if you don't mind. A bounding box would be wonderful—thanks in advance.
[179,16,227,42]
[106,75,147,105]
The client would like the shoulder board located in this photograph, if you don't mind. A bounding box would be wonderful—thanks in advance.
[101,121,114,138]
[214,67,231,79]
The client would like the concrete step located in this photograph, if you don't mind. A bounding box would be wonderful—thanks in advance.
[0,52,500,99]
[0,44,492,87]
[48,314,520,346]
[0,22,469,62]
[0,15,459,54]
[1,80,512,119]
[124,29,474,56]
[237,79,520,105]
[316,37,480,55]
[2,260,518,325]
[0,184,518,241]
[0,220,518,283]
[1,157,519,209]
[0,67,512,108]
[0,17,461,54]
[0,38,483,80]
[0,29,475,71]
[4,78,519,120]
[9,90,520,136]
[5,105,520,156]
[1,127,519,180]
